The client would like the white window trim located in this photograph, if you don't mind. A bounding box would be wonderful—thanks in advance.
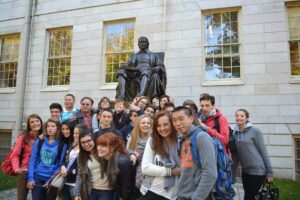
[294,136,300,180]
[40,85,70,92]
[0,34,20,89]
[42,26,72,91]
[101,19,135,89]
[286,3,300,83]
[201,8,243,86]
[0,88,16,93]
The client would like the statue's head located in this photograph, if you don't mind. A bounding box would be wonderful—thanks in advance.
[138,36,149,51]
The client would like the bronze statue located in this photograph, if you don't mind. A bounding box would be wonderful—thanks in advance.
[116,36,167,101]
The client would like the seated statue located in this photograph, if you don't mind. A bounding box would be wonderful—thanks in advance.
[116,36,167,101]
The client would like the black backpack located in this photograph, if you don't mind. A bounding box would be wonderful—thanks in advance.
[213,116,237,152]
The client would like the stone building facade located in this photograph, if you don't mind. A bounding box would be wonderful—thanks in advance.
[0,0,300,179]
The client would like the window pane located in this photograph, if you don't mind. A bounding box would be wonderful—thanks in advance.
[0,35,19,88]
[47,28,72,85]
[232,67,240,78]
[105,20,134,83]
[223,67,232,78]
[223,57,231,67]
[204,11,240,80]
[289,41,300,76]
[288,6,300,76]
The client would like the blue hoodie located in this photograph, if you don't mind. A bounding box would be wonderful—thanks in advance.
[28,137,67,182]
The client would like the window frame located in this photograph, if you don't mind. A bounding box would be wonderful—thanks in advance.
[101,19,135,88]
[201,7,243,86]
[43,26,73,90]
[286,2,300,83]
[0,33,20,89]
[294,136,300,180]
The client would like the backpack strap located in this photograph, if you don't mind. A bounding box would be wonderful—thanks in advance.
[37,138,44,154]
[213,115,220,133]
[190,129,202,168]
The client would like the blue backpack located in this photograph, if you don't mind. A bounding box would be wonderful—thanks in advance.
[190,129,235,200]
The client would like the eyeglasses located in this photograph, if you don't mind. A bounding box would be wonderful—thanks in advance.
[81,139,93,145]
[139,101,147,105]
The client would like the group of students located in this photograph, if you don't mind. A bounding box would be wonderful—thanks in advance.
[9,93,273,200]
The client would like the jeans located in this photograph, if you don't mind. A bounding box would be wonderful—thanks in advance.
[89,188,114,200]
[31,175,57,200]
[60,184,75,200]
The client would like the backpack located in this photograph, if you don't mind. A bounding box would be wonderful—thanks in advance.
[213,116,236,152]
[190,129,235,200]
[1,133,25,176]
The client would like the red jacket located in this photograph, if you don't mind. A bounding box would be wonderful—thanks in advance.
[11,132,35,173]
[202,108,229,146]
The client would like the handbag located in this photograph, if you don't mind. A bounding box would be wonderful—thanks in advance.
[47,173,66,199]
[1,133,25,176]
[227,129,237,152]
[255,181,279,200]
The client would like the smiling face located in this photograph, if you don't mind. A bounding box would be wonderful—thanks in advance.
[50,108,62,121]
[100,98,110,109]
[73,127,80,144]
[172,110,193,134]
[138,98,148,110]
[139,117,151,135]
[29,117,42,133]
[152,98,159,107]
[64,95,75,110]
[114,102,125,113]
[80,135,94,152]
[100,111,113,128]
[80,99,93,113]
[145,107,155,118]
[156,115,172,138]
[61,124,71,138]
[159,97,168,109]
[235,110,248,127]
[97,144,112,160]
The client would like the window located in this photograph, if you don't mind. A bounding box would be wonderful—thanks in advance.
[105,20,134,83]
[296,138,300,180]
[287,5,300,77]
[0,130,12,163]
[204,10,240,81]
[0,34,20,88]
[47,28,72,86]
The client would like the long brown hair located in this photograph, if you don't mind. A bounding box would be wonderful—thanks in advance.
[24,114,43,143]
[78,125,96,168]
[96,132,129,187]
[128,115,152,150]
[152,111,177,158]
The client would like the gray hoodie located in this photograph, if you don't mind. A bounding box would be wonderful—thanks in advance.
[233,122,273,177]
[177,126,217,200]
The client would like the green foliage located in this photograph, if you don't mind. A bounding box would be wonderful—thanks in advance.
[0,169,16,192]
[274,179,300,200]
